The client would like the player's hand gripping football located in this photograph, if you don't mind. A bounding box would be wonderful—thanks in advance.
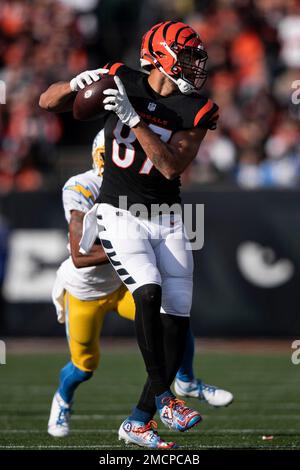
[70,68,109,91]
[103,76,140,128]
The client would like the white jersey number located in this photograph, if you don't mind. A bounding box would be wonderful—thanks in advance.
[112,121,172,174]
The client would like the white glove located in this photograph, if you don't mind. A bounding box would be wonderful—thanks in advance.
[103,76,140,128]
[70,68,109,92]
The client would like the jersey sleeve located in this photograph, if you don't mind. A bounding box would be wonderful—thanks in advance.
[193,98,219,130]
[62,175,96,224]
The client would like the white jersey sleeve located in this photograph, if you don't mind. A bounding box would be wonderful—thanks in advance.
[62,170,102,223]
[55,169,122,304]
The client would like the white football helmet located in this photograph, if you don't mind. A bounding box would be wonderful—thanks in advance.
[92,129,105,176]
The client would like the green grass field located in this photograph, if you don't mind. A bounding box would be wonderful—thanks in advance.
[0,346,299,450]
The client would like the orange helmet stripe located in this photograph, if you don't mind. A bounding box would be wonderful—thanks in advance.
[147,23,164,57]
[166,22,188,43]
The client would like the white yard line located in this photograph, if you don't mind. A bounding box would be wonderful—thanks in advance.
[0,444,299,450]
[1,413,300,421]
[1,428,300,434]
[0,445,124,449]
[0,404,136,411]
[1,404,300,412]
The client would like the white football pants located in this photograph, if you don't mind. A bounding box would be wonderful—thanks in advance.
[96,203,193,317]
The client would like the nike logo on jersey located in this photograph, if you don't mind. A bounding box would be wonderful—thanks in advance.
[148,102,157,112]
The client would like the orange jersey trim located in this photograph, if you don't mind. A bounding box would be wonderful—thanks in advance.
[109,62,124,75]
[194,99,214,127]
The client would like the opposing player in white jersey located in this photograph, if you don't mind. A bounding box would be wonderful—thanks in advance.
[48,129,233,447]
[48,130,139,440]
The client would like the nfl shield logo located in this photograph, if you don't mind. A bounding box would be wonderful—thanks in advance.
[148,102,156,112]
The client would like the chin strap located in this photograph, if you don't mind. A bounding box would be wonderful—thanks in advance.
[158,41,197,95]
[176,78,195,95]
[158,66,195,95]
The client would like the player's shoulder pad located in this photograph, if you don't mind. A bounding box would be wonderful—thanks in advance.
[63,171,97,205]
[188,95,219,130]
[103,61,125,76]
[103,61,142,83]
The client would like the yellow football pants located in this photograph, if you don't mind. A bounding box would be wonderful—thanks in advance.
[64,285,135,372]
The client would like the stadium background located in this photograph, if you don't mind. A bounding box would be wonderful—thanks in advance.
[0,0,300,452]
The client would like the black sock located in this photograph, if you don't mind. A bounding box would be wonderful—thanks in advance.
[136,313,190,415]
[133,284,167,396]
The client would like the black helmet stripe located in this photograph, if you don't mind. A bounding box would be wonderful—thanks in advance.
[148,23,163,57]
[183,33,198,46]
[175,26,190,43]
[162,20,176,40]
[183,33,197,45]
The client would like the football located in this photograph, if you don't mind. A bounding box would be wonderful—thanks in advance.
[73,74,117,121]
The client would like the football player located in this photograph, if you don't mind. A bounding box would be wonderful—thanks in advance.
[40,20,231,448]
[48,129,138,439]
[48,129,233,445]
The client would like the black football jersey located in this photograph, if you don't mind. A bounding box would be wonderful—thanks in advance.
[97,62,219,209]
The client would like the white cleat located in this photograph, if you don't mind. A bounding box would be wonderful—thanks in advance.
[174,378,234,407]
[118,419,178,449]
[48,392,72,437]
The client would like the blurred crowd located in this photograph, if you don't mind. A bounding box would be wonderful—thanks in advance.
[184,0,300,188]
[0,0,92,192]
[0,0,299,192]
